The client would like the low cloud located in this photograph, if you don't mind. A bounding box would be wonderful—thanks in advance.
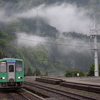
[16,32,49,47]
[15,3,93,34]
[0,2,93,34]
[16,32,91,55]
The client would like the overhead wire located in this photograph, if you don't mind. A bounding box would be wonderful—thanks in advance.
[16,38,92,49]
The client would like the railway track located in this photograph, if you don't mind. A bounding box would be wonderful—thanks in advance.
[60,81,100,93]
[0,92,11,100]
[24,81,97,100]
[8,92,29,100]
[35,77,100,93]
[0,88,45,100]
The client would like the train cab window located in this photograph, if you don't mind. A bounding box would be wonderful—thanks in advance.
[9,65,14,72]
[16,61,22,72]
[0,62,6,72]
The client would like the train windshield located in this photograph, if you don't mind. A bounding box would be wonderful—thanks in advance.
[9,65,14,72]
[0,62,6,72]
[16,61,22,72]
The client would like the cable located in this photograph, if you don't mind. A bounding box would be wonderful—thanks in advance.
[16,38,91,48]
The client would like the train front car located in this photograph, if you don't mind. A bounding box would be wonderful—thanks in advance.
[0,58,24,89]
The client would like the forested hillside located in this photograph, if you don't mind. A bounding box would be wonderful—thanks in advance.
[0,0,100,76]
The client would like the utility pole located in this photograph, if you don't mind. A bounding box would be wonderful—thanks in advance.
[90,16,100,77]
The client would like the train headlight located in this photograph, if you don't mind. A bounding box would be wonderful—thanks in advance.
[0,77,5,79]
[2,77,5,79]
[18,77,22,79]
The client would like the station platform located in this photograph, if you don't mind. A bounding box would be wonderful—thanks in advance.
[25,76,100,85]
[61,77,100,85]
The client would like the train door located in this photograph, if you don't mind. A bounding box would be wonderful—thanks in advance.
[7,63,15,82]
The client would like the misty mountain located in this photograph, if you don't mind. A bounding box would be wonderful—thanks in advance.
[3,0,89,5]
[0,0,100,76]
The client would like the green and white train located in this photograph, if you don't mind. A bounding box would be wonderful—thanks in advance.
[0,58,24,89]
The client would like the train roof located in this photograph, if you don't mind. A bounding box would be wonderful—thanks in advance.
[0,58,23,62]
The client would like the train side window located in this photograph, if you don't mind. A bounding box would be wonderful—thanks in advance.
[0,62,6,72]
[9,65,14,72]
[16,61,22,72]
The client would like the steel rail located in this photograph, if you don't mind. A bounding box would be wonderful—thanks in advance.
[24,81,96,100]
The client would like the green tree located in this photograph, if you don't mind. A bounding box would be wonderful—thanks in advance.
[26,67,33,76]
[87,64,100,76]
[5,22,29,36]
[33,68,41,76]
[65,70,84,77]
[87,64,94,76]
[65,70,72,77]
[45,71,48,76]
